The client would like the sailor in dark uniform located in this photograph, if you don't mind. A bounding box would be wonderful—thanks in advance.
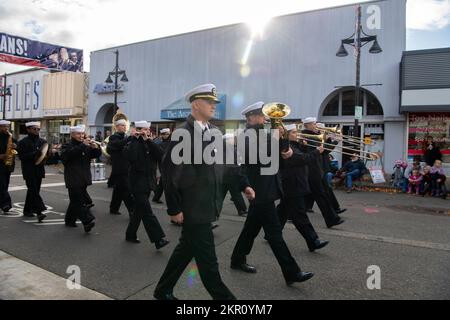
[301,117,345,228]
[219,133,248,217]
[154,84,236,300]
[230,102,314,286]
[107,118,134,216]
[17,122,47,222]
[60,125,100,233]
[277,124,329,252]
[152,128,172,204]
[0,120,16,214]
[124,121,169,250]
[316,123,347,215]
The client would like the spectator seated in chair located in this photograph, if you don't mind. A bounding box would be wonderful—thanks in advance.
[340,154,367,193]
[420,166,432,197]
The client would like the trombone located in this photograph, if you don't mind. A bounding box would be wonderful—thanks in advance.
[297,132,382,161]
[315,126,376,147]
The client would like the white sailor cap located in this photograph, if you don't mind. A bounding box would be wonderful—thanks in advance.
[284,124,297,132]
[160,128,171,134]
[115,119,127,126]
[303,117,317,124]
[185,83,221,104]
[135,121,151,129]
[241,101,265,116]
[70,126,85,133]
[0,120,11,126]
[25,121,41,127]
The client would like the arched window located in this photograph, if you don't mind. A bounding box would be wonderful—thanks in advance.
[322,87,383,117]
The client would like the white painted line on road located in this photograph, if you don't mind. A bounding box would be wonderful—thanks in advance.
[221,215,450,252]
[10,174,58,178]
[9,180,106,192]
[0,250,112,300]
[34,222,81,226]
[23,219,66,223]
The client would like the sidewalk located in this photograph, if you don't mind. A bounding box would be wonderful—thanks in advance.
[0,250,111,300]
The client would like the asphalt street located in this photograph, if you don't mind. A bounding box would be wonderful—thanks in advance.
[0,164,449,300]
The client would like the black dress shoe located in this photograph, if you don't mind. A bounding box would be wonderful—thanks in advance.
[84,221,95,233]
[2,205,12,213]
[230,263,257,274]
[309,239,329,252]
[37,213,47,223]
[154,292,178,300]
[238,210,248,216]
[126,238,141,244]
[65,222,78,228]
[155,238,170,250]
[110,211,122,215]
[327,218,345,229]
[211,223,219,230]
[23,213,35,217]
[286,271,314,286]
[336,208,347,214]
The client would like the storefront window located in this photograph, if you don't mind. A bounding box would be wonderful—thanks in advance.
[341,90,355,116]
[323,94,339,116]
[408,113,450,165]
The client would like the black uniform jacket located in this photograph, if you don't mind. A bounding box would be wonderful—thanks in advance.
[280,141,320,198]
[238,124,283,205]
[124,135,162,194]
[17,134,47,180]
[61,138,102,189]
[107,132,132,177]
[161,115,223,225]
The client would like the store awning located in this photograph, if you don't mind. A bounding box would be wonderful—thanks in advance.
[161,94,226,120]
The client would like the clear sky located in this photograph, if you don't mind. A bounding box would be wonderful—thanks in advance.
[0,0,449,74]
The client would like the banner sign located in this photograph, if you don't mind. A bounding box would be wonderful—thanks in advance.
[0,32,83,72]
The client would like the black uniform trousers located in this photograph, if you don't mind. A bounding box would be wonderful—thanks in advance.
[83,189,93,206]
[110,175,134,213]
[0,169,12,210]
[152,178,164,202]
[155,223,236,300]
[305,176,341,211]
[65,187,95,225]
[220,178,247,216]
[305,177,340,227]
[126,191,165,243]
[24,176,46,215]
[277,196,319,250]
[231,202,301,281]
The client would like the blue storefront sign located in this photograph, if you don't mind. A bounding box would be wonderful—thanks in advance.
[161,94,226,120]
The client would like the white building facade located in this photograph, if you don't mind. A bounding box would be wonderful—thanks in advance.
[88,0,407,172]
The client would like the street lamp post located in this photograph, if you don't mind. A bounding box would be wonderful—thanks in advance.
[105,50,128,116]
[336,5,382,138]
[0,73,12,120]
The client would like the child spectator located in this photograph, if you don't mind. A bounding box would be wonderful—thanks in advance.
[420,166,432,196]
[408,169,422,195]
[430,160,447,199]
[403,158,422,193]
[392,160,407,189]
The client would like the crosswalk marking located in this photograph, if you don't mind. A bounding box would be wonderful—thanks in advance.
[9,180,106,192]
